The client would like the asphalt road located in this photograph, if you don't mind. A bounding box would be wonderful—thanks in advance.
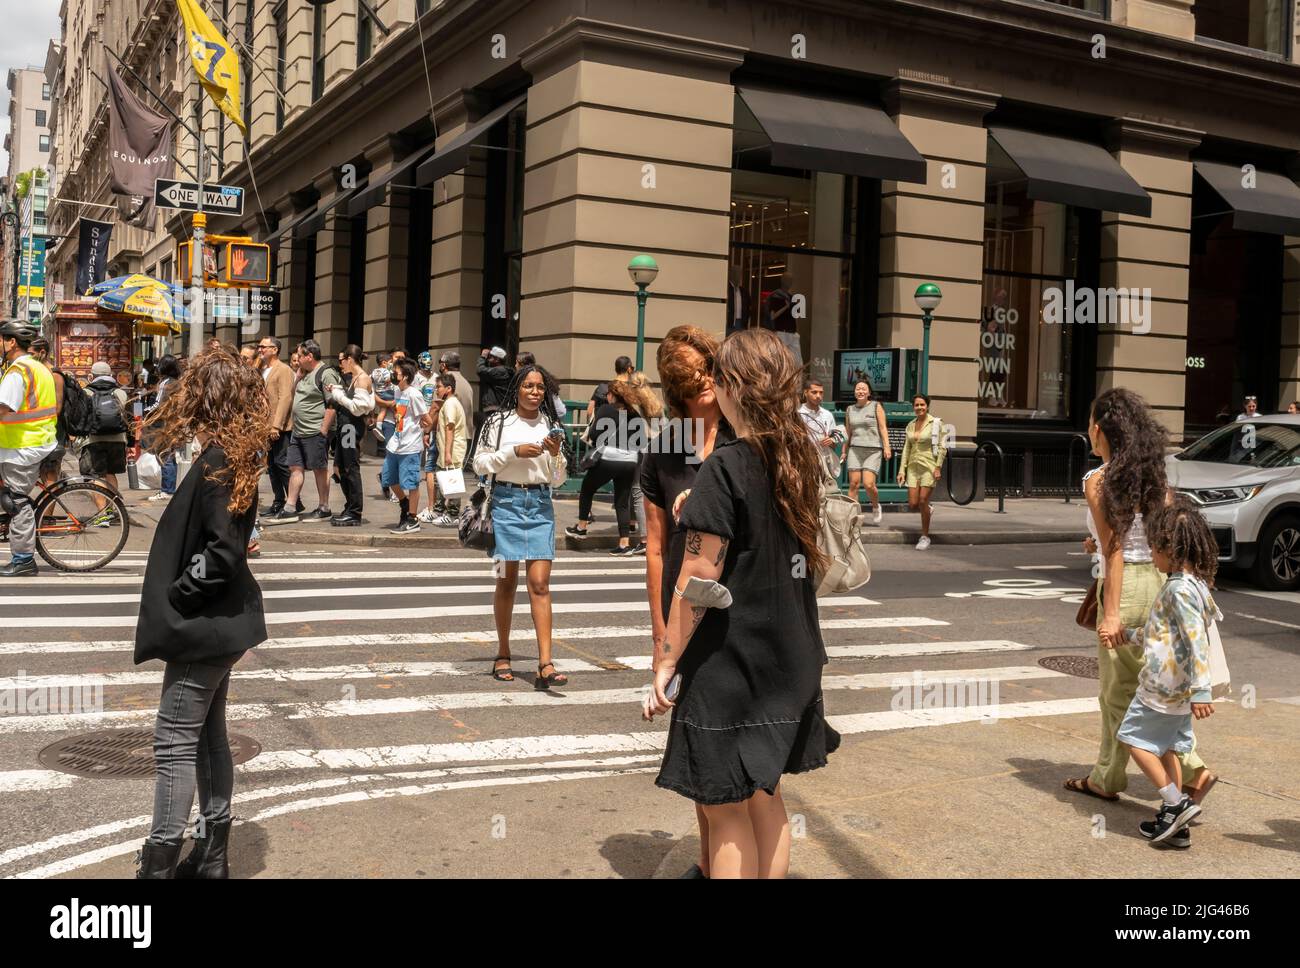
[1,539,1296,878]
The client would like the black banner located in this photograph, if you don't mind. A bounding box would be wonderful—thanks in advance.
[74,218,114,296]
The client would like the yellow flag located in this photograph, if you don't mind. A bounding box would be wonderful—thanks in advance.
[176,0,245,136]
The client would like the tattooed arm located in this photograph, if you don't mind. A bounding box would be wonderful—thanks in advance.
[648,528,729,716]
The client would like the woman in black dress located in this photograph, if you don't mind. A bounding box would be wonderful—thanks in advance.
[641,325,731,878]
[646,328,839,879]
[133,348,269,878]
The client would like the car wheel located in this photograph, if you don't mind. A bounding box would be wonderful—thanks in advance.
[1253,515,1300,591]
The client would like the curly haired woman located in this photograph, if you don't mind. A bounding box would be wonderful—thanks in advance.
[1065,388,1215,808]
[133,349,270,878]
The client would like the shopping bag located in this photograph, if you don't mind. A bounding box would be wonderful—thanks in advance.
[435,469,466,497]
[136,451,162,490]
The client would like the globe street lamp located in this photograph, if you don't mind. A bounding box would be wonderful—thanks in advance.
[628,254,659,372]
[914,283,942,397]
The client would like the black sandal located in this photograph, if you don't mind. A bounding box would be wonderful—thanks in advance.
[536,662,569,689]
[1064,777,1119,802]
[492,657,514,682]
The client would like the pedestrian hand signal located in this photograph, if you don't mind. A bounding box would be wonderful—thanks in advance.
[225,242,270,286]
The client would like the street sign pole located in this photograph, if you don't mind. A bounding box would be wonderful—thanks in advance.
[189,97,206,363]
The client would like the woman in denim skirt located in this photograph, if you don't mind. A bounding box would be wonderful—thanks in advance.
[472,364,569,688]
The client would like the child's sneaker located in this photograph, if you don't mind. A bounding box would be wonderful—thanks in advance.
[433,512,458,528]
[1140,818,1191,848]
[1147,797,1201,844]
[415,508,436,524]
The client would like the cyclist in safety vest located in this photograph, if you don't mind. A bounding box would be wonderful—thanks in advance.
[0,320,58,577]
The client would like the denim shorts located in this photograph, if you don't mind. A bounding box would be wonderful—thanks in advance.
[422,442,439,475]
[1116,694,1195,756]
[489,484,555,561]
[381,451,422,491]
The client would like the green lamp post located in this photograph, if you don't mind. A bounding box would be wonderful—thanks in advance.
[914,283,942,397]
[628,254,659,372]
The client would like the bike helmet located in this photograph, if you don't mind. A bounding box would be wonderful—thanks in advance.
[417,350,434,372]
[0,319,41,343]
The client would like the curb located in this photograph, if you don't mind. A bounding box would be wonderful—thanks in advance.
[257,525,463,548]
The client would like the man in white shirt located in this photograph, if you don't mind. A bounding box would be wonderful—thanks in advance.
[798,379,843,480]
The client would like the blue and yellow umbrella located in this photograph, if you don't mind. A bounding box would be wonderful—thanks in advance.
[94,275,187,335]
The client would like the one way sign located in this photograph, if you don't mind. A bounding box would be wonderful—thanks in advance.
[154,179,245,216]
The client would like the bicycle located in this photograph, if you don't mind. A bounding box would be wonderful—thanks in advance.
[0,472,131,572]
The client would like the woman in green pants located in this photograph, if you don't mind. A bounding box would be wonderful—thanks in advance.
[1065,389,1216,805]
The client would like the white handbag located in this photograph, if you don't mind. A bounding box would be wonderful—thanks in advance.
[815,473,871,597]
[135,451,162,490]
[435,468,466,497]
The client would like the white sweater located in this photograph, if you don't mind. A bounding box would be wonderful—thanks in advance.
[472,411,568,486]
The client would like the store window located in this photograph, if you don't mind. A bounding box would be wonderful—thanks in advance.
[1196,0,1290,56]
[980,139,1084,421]
[482,102,527,355]
[728,102,862,383]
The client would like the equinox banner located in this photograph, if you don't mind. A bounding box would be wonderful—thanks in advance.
[106,70,173,226]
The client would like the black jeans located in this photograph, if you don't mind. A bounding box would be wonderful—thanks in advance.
[267,432,290,507]
[335,425,364,517]
[578,458,637,537]
[148,652,245,845]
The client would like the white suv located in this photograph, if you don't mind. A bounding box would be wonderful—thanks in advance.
[1166,415,1300,590]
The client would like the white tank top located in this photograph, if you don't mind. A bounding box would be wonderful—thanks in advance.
[1084,464,1152,580]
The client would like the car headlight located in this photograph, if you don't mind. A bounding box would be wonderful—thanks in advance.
[1180,485,1265,506]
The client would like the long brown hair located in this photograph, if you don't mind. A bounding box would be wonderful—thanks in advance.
[658,325,720,419]
[1092,388,1168,552]
[144,348,271,514]
[712,329,827,576]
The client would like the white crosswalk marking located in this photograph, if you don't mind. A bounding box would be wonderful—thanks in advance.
[0,548,1100,879]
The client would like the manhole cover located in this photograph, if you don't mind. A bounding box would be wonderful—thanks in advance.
[38,729,261,779]
[1038,655,1100,679]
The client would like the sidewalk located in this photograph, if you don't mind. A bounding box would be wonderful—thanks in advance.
[121,454,1089,550]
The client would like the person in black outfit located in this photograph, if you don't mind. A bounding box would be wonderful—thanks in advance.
[645,328,839,879]
[640,324,731,878]
[323,344,373,526]
[133,349,270,878]
[476,346,513,433]
[567,381,644,555]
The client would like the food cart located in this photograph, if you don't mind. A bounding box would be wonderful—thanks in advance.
[51,298,173,386]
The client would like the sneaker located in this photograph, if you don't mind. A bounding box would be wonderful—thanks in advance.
[388,492,399,503]
[632,542,647,556]
[300,507,332,523]
[1140,819,1191,848]
[609,544,639,557]
[415,508,436,524]
[433,513,458,528]
[90,509,119,528]
[147,491,172,503]
[330,512,362,527]
[915,535,931,550]
[259,502,284,516]
[872,505,883,525]
[264,508,300,525]
[565,525,589,539]
[1148,797,1201,844]
[389,517,421,535]
[431,501,447,517]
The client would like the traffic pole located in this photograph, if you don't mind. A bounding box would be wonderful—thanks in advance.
[188,98,206,363]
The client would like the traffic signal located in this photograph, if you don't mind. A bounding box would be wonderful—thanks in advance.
[222,241,270,286]
[176,241,218,283]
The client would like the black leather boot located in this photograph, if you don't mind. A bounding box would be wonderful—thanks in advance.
[174,820,231,879]
[136,841,182,879]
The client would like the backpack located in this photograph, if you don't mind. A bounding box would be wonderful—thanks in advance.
[815,474,872,597]
[87,383,128,435]
[53,370,97,438]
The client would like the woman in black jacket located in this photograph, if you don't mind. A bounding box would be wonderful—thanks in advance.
[134,348,270,878]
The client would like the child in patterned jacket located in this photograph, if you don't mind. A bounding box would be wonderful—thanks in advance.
[1117,496,1219,848]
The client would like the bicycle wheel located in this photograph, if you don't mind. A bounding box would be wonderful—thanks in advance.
[33,479,131,571]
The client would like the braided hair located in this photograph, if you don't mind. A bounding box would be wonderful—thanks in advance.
[477,363,563,450]
[1144,496,1219,584]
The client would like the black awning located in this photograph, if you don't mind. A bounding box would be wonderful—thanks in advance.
[1194,160,1300,235]
[292,184,366,240]
[345,144,439,218]
[736,87,926,184]
[988,126,1151,217]
[266,206,318,244]
[415,94,527,187]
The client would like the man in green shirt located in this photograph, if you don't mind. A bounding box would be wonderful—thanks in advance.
[267,339,340,524]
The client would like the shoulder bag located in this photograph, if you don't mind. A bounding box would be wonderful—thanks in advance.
[458,415,503,553]
[814,470,872,597]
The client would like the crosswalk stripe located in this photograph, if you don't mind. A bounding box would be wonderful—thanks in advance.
[0,755,663,869]
[0,616,945,657]
[0,666,1065,734]
[0,580,656,607]
[0,595,879,629]
[8,568,653,587]
[617,639,1034,669]
[826,696,1099,731]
